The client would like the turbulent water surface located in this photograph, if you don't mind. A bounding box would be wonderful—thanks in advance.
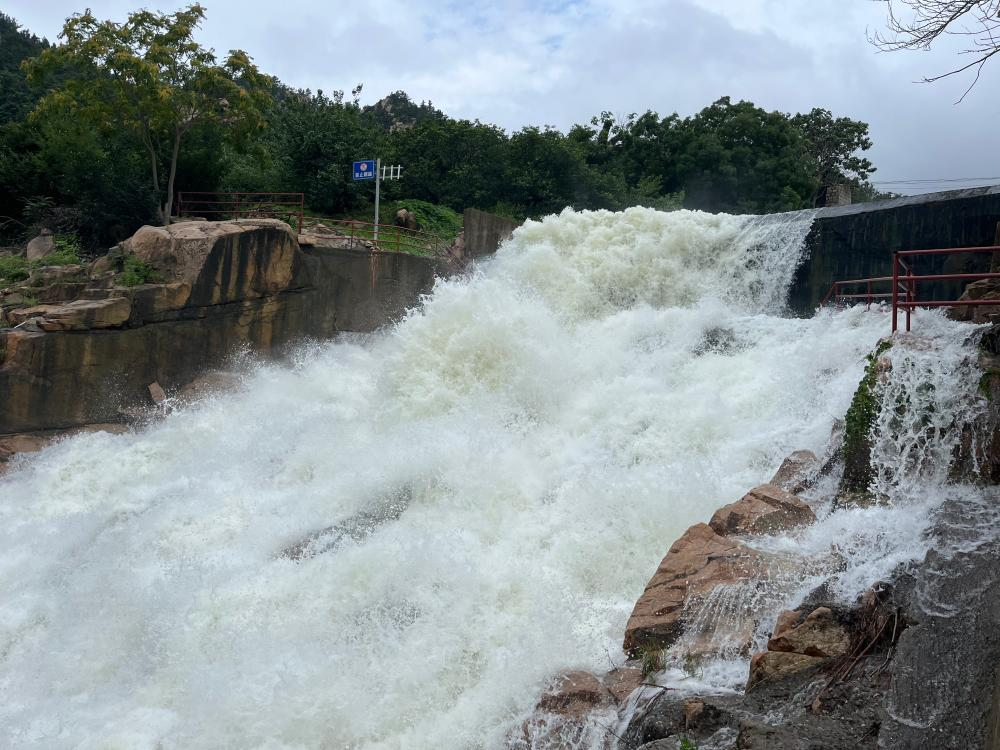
[0,207,976,748]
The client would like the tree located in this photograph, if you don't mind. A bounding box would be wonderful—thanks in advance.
[790,109,874,205]
[25,4,270,224]
[871,0,1000,99]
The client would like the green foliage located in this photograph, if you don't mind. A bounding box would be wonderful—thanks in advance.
[679,739,699,750]
[0,235,80,287]
[842,339,893,492]
[384,199,462,238]
[0,255,29,285]
[120,253,161,286]
[25,4,271,224]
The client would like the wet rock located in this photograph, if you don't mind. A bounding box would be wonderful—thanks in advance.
[25,229,54,261]
[746,651,824,690]
[602,667,644,703]
[708,484,815,537]
[125,282,192,322]
[624,691,744,748]
[948,278,1000,323]
[175,371,242,404]
[772,609,803,639]
[769,450,819,493]
[147,382,167,405]
[623,523,775,655]
[536,671,612,717]
[766,607,851,658]
[736,720,811,749]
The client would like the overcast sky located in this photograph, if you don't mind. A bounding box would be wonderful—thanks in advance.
[7,0,1000,194]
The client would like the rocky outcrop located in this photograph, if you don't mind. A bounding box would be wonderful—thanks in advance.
[769,449,819,493]
[766,606,851,659]
[623,477,815,658]
[708,484,816,537]
[949,277,1000,324]
[623,523,774,656]
[1,219,448,435]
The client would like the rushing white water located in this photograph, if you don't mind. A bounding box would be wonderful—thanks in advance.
[0,206,957,749]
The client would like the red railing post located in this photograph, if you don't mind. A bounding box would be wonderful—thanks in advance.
[892,252,899,333]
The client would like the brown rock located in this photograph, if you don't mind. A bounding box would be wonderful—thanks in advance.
[949,278,1000,323]
[26,230,55,261]
[708,484,815,537]
[148,382,167,405]
[746,651,824,690]
[125,282,192,322]
[7,297,132,331]
[767,607,851,658]
[0,433,50,463]
[176,371,241,404]
[772,610,803,639]
[623,523,775,655]
[769,450,819,493]
[535,671,612,717]
[603,667,644,703]
[124,219,303,306]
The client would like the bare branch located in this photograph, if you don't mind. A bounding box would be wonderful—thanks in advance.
[870,0,1000,94]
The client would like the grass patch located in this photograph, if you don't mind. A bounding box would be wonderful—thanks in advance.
[120,253,162,287]
[0,233,82,287]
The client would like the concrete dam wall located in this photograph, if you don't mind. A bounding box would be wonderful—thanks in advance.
[789,185,1000,312]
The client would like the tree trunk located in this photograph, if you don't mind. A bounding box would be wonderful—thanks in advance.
[144,136,163,225]
[162,129,182,226]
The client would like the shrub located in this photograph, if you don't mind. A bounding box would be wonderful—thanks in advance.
[120,253,161,286]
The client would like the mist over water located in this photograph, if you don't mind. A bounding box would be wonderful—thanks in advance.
[0,207,957,748]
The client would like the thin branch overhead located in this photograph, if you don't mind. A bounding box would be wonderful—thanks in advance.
[869,0,1000,100]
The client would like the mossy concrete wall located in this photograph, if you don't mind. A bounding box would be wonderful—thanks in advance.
[789,186,1000,312]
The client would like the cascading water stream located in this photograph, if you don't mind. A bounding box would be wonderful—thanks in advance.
[0,206,977,749]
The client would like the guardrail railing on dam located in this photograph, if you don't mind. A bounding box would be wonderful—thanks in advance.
[822,245,1000,332]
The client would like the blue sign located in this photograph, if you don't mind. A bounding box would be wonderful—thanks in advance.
[353,160,376,180]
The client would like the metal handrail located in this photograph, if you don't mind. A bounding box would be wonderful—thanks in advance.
[821,245,1000,332]
[176,191,305,235]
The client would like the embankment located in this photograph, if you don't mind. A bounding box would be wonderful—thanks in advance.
[0,219,448,434]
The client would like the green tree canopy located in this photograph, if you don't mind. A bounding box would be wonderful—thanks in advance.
[25,4,270,224]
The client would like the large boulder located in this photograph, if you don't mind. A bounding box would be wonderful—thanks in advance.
[25,229,55,261]
[123,219,305,307]
[623,523,774,655]
[708,484,816,537]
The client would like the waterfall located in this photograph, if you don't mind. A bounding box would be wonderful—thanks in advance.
[0,206,964,749]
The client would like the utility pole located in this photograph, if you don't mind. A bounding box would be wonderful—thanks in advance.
[374,158,381,243]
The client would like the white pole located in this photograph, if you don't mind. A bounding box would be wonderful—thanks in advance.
[374,157,381,245]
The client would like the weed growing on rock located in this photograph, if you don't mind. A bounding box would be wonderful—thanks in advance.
[120,254,162,286]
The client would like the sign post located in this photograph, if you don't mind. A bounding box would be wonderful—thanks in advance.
[353,159,402,246]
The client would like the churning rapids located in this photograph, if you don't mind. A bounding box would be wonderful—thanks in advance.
[0,208,987,749]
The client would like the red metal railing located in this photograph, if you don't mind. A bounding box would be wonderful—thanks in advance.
[176,192,306,234]
[821,245,1000,332]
